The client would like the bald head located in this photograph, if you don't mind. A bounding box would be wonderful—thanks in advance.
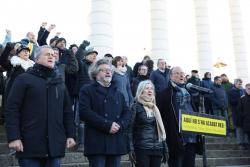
[170,66,185,84]
[26,32,36,43]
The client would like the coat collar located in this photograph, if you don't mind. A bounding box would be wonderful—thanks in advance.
[93,81,118,98]
[10,56,35,71]
[27,64,63,84]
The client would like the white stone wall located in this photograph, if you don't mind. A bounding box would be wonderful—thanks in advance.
[88,0,113,57]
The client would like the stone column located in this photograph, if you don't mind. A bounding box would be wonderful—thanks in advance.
[194,0,213,75]
[229,0,249,82]
[150,0,169,63]
[88,0,113,57]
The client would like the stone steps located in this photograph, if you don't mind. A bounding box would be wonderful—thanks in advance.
[195,157,250,166]
[0,153,131,166]
[6,157,250,167]
[1,124,250,167]
[205,136,237,144]
[11,162,132,167]
[199,150,250,158]
[1,152,250,167]
[216,165,250,167]
[206,143,243,150]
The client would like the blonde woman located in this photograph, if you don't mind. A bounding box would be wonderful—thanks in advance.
[129,80,168,167]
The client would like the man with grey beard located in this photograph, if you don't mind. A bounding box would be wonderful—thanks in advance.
[78,59,131,167]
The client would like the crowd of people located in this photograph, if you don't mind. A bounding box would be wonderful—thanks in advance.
[0,23,250,167]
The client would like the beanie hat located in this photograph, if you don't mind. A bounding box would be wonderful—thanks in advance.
[85,46,98,57]
[16,45,30,55]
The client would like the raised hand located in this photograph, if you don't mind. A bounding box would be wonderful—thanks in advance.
[41,22,47,28]
[56,32,61,37]
[6,29,11,35]
[48,24,56,32]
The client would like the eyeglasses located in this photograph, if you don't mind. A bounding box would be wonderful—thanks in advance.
[99,68,112,73]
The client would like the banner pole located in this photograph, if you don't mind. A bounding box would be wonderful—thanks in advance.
[202,135,207,167]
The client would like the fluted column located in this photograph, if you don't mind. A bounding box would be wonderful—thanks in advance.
[229,0,249,82]
[150,0,169,63]
[194,0,213,75]
[88,0,113,57]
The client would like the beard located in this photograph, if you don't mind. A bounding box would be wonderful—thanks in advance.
[103,76,112,83]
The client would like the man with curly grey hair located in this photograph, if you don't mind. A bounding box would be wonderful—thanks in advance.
[79,59,131,167]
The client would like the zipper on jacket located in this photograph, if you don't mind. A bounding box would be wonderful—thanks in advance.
[55,87,58,99]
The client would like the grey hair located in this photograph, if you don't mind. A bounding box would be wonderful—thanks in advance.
[26,32,32,37]
[169,66,181,77]
[157,58,165,65]
[34,45,53,61]
[245,83,250,87]
[135,80,155,101]
[88,59,111,80]
[234,78,242,84]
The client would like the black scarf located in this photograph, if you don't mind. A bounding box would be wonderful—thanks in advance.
[27,63,56,79]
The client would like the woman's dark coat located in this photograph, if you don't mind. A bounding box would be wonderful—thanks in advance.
[129,102,164,151]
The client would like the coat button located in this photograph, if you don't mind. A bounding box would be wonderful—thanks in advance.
[104,99,107,103]
[116,115,120,118]
[105,113,108,117]
[104,120,107,123]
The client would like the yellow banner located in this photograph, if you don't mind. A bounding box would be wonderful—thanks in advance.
[181,113,226,136]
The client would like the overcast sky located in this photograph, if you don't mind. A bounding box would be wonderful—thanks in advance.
[0,0,250,81]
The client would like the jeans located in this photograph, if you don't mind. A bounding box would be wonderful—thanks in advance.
[87,155,121,167]
[18,158,60,167]
[168,143,196,167]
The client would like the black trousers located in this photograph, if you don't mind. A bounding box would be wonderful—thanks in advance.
[135,151,162,167]
[87,155,121,167]
[204,98,213,115]
[168,143,196,167]
[246,132,250,144]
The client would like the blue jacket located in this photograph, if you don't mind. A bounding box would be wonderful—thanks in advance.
[2,32,11,46]
[150,69,170,94]
[112,72,133,106]
[201,78,213,89]
[210,84,228,110]
[79,81,131,156]
[201,78,213,98]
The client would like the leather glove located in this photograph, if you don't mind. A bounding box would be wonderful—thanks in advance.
[82,40,90,48]
[162,151,169,163]
[129,151,136,165]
